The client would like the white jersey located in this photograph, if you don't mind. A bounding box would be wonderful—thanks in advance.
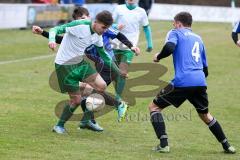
[49,20,103,65]
[112,4,149,50]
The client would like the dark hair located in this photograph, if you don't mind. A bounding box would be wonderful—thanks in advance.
[95,11,113,26]
[174,12,192,27]
[72,7,89,20]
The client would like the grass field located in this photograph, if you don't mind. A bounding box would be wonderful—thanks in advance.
[0,21,239,160]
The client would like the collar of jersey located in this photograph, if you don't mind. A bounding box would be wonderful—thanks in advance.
[125,3,137,10]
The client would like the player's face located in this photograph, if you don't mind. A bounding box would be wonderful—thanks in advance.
[126,0,138,4]
[93,21,109,35]
[76,14,90,20]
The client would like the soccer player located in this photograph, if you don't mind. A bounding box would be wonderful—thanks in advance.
[33,7,105,132]
[33,7,139,132]
[112,0,153,101]
[232,21,240,47]
[149,12,236,153]
[47,11,128,134]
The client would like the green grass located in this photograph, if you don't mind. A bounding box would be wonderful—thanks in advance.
[0,21,239,160]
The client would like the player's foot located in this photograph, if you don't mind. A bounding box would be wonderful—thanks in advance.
[117,101,128,122]
[152,144,170,153]
[78,120,104,132]
[224,146,236,154]
[52,125,66,134]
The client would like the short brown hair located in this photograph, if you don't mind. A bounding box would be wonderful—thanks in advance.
[72,7,89,20]
[174,12,192,27]
[95,11,113,26]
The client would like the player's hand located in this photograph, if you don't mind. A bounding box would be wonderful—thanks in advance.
[118,24,125,30]
[153,53,160,63]
[32,25,43,35]
[146,47,153,52]
[237,40,240,47]
[131,46,141,56]
[48,42,57,51]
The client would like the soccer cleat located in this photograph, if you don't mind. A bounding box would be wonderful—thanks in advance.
[117,101,128,122]
[224,146,236,154]
[152,144,170,153]
[52,125,66,134]
[79,120,104,132]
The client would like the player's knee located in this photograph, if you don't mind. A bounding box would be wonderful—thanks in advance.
[70,95,82,106]
[81,84,93,96]
[96,82,107,93]
[148,102,161,112]
[198,112,213,124]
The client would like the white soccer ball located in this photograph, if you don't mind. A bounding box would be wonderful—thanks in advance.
[86,93,105,112]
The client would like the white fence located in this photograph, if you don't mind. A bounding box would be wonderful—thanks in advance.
[0,3,239,29]
[149,4,240,23]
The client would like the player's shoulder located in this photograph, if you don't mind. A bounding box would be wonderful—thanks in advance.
[116,4,126,10]
[167,29,178,35]
[135,6,147,14]
[165,29,177,40]
[74,19,91,25]
[66,19,91,29]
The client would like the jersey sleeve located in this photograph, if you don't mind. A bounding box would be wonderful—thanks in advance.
[49,20,91,42]
[232,21,240,33]
[105,27,119,39]
[166,30,178,45]
[140,9,149,27]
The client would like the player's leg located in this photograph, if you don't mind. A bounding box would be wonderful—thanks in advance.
[149,84,186,153]
[95,61,115,86]
[53,63,84,134]
[114,49,134,101]
[115,62,128,100]
[148,102,169,153]
[84,72,128,122]
[58,91,82,124]
[188,87,236,154]
[95,62,124,107]
[95,62,128,122]
[77,82,104,131]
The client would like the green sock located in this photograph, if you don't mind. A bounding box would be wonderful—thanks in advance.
[57,104,77,127]
[115,76,126,101]
[80,99,94,124]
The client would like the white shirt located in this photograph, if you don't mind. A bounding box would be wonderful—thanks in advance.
[112,4,149,50]
[53,22,103,65]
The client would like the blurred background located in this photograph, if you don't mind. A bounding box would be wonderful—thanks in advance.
[0,0,239,29]
[0,0,239,6]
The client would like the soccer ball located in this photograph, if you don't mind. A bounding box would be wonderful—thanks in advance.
[86,93,105,112]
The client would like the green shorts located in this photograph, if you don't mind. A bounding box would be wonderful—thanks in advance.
[55,60,96,93]
[114,49,134,64]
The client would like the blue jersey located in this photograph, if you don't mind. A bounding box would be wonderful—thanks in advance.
[233,21,240,33]
[102,27,119,59]
[166,28,208,87]
[85,26,119,63]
